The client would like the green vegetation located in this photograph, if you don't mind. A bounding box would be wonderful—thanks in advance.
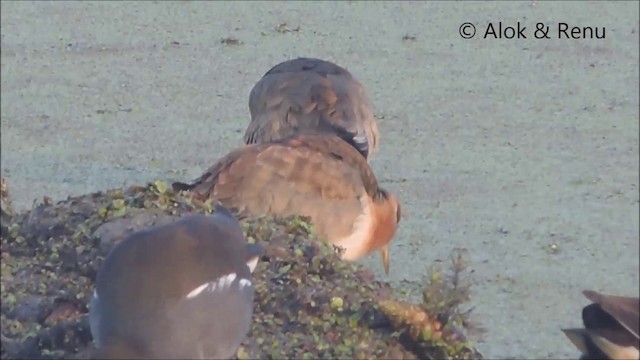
[1,178,482,359]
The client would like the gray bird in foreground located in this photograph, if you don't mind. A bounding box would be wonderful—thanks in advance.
[89,206,263,359]
[244,57,380,160]
[562,289,640,360]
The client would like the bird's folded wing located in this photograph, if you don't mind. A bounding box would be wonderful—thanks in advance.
[245,68,379,158]
[176,138,368,222]
[583,290,640,339]
[281,134,381,196]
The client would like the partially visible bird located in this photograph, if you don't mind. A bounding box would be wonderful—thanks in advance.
[173,133,401,274]
[562,289,640,360]
[244,57,380,160]
[89,206,263,359]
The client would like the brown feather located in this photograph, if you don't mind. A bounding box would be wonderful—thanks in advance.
[562,290,640,360]
[244,57,380,159]
[173,133,400,265]
[582,290,640,339]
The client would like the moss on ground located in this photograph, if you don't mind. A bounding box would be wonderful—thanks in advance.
[0,178,483,359]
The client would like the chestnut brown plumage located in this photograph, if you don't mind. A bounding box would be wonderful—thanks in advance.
[173,133,401,273]
[562,289,639,360]
[244,57,380,160]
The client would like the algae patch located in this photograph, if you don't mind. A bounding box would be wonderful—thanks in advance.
[1,179,483,359]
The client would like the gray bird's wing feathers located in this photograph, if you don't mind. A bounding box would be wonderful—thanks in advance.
[169,273,255,359]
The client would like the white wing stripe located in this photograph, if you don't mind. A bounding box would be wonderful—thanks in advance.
[185,273,253,299]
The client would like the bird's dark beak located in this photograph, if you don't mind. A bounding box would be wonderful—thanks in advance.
[245,243,264,273]
[380,245,390,274]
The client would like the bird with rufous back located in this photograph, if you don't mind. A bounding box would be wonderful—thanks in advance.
[173,133,401,274]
